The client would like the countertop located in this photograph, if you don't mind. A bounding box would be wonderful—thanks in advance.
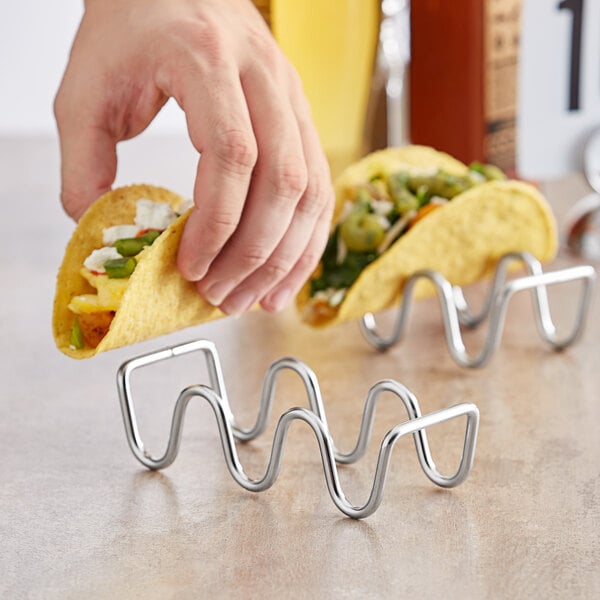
[1,136,599,599]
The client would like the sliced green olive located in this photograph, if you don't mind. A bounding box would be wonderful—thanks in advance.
[104,257,137,279]
[340,211,386,252]
[70,317,84,349]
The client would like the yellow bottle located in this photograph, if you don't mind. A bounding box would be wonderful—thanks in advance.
[271,0,380,176]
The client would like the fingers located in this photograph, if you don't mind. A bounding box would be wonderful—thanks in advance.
[55,0,335,316]
[192,60,308,309]
[225,197,332,315]
[177,44,334,317]
[54,88,118,221]
[258,82,334,312]
[211,67,334,315]
[176,62,258,281]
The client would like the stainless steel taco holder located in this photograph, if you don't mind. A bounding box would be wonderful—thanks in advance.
[116,252,594,518]
[360,252,597,367]
[117,338,479,519]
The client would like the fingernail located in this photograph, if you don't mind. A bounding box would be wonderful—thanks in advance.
[182,259,208,282]
[264,288,291,312]
[221,289,257,316]
[203,279,235,305]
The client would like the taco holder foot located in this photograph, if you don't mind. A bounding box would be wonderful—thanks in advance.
[360,252,597,368]
[117,339,479,519]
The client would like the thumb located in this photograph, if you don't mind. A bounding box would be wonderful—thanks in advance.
[55,109,117,221]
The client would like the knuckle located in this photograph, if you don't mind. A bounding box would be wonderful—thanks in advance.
[261,255,294,282]
[207,209,239,230]
[167,17,227,67]
[203,209,240,246]
[245,29,284,74]
[297,173,334,217]
[196,30,227,68]
[246,26,276,60]
[215,129,258,174]
[238,243,272,271]
[294,246,322,275]
[268,162,308,202]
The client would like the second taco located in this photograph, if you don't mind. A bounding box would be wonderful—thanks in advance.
[297,145,558,326]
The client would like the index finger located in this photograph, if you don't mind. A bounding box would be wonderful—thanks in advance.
[175,65,258,282]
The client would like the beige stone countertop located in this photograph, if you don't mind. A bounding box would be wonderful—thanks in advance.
[1,136,599,599]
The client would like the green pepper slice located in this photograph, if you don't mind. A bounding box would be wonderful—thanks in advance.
[115,229,161,257]
[104,257,137,278]
[70,317,84,349]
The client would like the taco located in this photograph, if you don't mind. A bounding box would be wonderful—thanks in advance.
[53,184,224,359]
[297,145,558,326]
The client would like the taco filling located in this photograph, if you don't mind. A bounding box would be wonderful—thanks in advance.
[67,197,193,350]
[307,161,506,323]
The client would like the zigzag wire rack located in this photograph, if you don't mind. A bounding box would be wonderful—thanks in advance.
[360,252,597,368]
[117,339,479,519]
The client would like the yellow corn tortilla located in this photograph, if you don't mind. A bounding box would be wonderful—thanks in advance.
[53,184,224,359]
[297,145,558,326]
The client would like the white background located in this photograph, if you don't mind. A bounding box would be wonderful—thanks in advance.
[0,2,82,135]
[0,2,196,195]
[0,1,188,136]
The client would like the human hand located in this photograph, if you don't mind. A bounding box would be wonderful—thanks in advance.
[54,0,334,315]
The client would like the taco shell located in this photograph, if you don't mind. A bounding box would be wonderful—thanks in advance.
[297,146,559,326]
[53,184,224,359]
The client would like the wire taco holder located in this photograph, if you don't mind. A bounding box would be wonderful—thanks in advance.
[118,339,479,519]
[360,252,597,368]
[115,254,593,517]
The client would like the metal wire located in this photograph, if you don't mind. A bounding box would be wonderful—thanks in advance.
[360,252,597,368]
[117,339,479,519]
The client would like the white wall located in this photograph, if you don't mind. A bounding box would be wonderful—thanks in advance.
[0,1,186,136]
[0,2,196,195]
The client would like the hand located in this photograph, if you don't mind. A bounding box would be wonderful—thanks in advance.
[54,0,334,315]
